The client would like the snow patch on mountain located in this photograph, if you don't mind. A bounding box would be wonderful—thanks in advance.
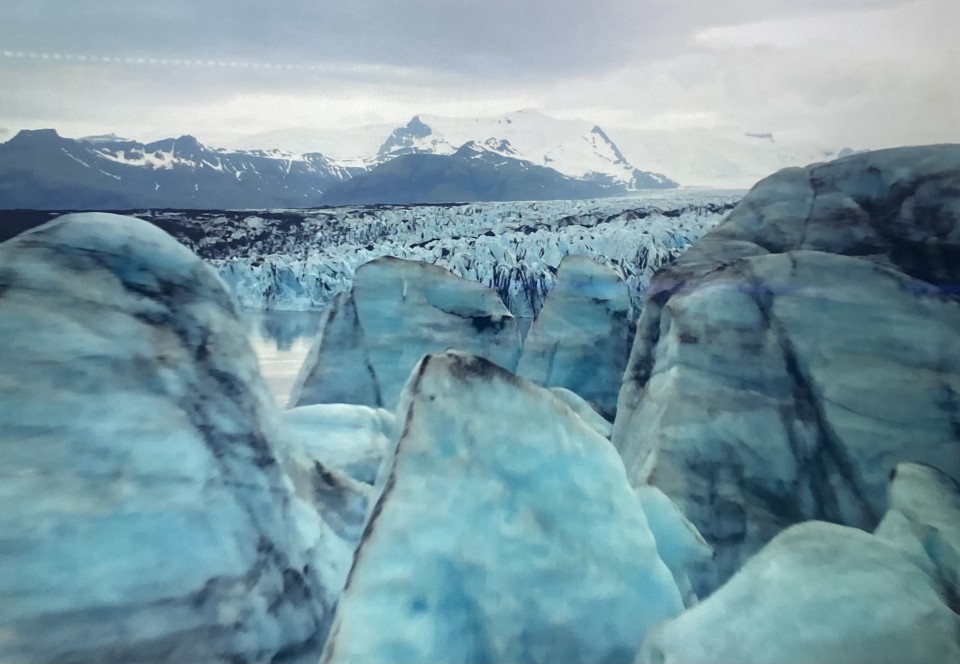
[376,115,453,159]
[607,125,844,189]
[376,111,674,189]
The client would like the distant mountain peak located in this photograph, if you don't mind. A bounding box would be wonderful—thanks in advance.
[174,134,204,148]
[8,128,63,144]
[588,125,630,167]
[0,131,360,210]
[455,138,521,159]
[405,115,431,138]
[374,111,676,190]
[377,115,451,158]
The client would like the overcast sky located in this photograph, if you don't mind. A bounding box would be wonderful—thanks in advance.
[1,0,957,152]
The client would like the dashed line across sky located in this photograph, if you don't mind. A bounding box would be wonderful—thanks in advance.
[0,49,380,73]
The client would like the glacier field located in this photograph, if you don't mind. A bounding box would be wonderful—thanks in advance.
[2,145,960,664]
[143,191,742,316]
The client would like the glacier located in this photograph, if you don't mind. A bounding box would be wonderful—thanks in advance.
[639,522,960,664]
[321,351,686,664]
[0,213,346,663]
[282,404,395,485]
[638,463,960,664]
[147,192,741,316]
[288,257,522,410]
[612,144,960,595]
[3,145,959,664]
[517,254,634,419]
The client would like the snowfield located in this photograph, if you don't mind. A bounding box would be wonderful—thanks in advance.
[143,190,741,316]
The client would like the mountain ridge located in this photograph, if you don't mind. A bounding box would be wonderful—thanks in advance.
[0,121,678,210]
[0,129,359,209]
[237,110,851,189]
[374,112,674,190]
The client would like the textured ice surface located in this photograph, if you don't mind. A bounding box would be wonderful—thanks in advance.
[0,213,339,663]
[638,520,960,664]
[144,192,740,315]
[289,257,521,410]
[285,291,383,408]
[549,386,614,439]
[321,351,684,664]
[282,404,394,485]
[636,486,713,608]
[613,145,960,594]
[876,462,960,609]
[518,254,634,418]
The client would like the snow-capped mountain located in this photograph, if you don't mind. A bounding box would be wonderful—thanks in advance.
[0,129,362,209]
[7,109,840,210]
[605,126,847,189]
[321,138,631,206]
[374,111,676,190]
[245,110,848,191]
[0,119,677,209]
[376,115,455,158]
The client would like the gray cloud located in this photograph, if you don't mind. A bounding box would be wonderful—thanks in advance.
[1,0,909,80]
[0,0,954,155]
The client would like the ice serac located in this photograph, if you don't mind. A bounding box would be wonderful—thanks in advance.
[637,520,960,664]
[0,213,336,664]
[612,145,960,595]
[117,194,740,314]
[517,254,634,419]
[321,351,684,664]
[287,291,383,408]
[290,256,521,410]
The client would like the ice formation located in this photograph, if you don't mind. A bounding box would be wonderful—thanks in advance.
[639,462,960,663]
[876,462,960,608]
[638,521,960,664]
[517,254,634,418]
[636,486,713,608]
[151,193,740,315]
[0,213,339,663]
[282,404,395,485]
[4,148,958,663]
[613,145,960,594]
[548,386,614,439]
[321,351,684,664]
[289,257,521,410]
